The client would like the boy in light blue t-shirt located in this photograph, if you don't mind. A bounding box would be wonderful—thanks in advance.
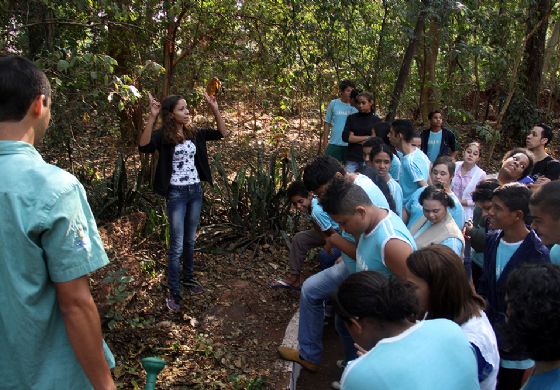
[388,119,430,204]
[335,272,479,390]
[271,181,342,290]
[323,80,358,163]
[320,177,415,280]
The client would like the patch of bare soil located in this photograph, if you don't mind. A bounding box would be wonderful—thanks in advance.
[92,210,333,389]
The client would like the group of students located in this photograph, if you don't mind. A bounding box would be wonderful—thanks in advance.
[275,80,560,390]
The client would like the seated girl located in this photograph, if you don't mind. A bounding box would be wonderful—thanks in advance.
[365,143,404,217]
[408,185,465,257]
[404,155,464,228]
[336,271,479,390]
[406,245,500,390]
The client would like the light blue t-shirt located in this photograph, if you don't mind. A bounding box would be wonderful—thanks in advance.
[337,173,391,273]
[522,367,560,390]
[550,244,560,265]
[353,173,390,209]
[400,148,431,204]
[356,210,416,275]
[405,187,464,229]
[341,231,357,273]
[427,130,443,162]
[389,153,401,182]
[496,239,523,280]
[311,197,340,232]
[340,319,480,390]
[325,98,358,146]
[0,141,115,389]
[412,220,464,256]
[387,178,403,218]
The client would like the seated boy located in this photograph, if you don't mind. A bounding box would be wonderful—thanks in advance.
[278,161,413,371]
[479,183,550,389]
[270,181,341,290]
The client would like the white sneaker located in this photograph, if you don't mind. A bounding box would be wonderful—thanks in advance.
[331,380,341,389]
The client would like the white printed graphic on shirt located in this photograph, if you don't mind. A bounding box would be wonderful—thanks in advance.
[170,141,200,185]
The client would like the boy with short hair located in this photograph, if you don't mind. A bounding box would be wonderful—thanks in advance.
[323,80,358,162]
[277,156,392,371]
[420,110,458,162]
[529,180,560,265]
[270,181,341,290]
[388,119,431,204]
[479,183,550,389]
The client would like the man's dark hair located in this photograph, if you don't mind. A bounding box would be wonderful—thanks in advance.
[362,136,383,149]
[286,180,308,200]
[373,121,391,146]
[530,180,560,220]
[428,110,443,120]
[391,119,415,142]
[319,176,372,216]
[419,185,455,208]
[302,156,345,191]
[472,179,500,203]
[0,56,51,122]
[350,88,361,100]
[492,183,531,222]
[339,79,355,91]
[506,263,560,361]
[535,123,553,146]
[502,148,534,179]
[335,271,419,324]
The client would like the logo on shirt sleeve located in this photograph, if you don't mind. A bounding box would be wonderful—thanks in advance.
[74,223,91,251]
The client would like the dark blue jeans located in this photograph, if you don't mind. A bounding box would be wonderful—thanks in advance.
[166,183,203,299]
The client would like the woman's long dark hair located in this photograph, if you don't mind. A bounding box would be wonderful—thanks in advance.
[160,95,196,145]
[406,245,485,325]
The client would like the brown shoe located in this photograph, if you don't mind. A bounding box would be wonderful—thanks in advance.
[277,346,319,372]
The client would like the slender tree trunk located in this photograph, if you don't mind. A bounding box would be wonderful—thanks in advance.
[543,21,560,78]
[386,0,431,121]
[372,0,389,111]
[419,19,441,123]
[521,0,551,104]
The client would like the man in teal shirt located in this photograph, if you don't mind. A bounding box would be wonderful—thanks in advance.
[0,56,116,389]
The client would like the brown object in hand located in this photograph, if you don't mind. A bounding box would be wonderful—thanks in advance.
[206,77,222,96]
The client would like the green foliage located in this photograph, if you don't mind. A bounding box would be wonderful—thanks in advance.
[229,374,267,390]
[212,143,300,236]
[474,122,501,144]
[502,93,539,145]
[144,206,170,249]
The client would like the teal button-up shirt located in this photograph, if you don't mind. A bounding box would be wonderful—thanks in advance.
[0,141,114,389]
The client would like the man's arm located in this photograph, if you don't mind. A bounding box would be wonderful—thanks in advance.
[327,232,357,260]
[384,239,413,279]
[56,276,115,390]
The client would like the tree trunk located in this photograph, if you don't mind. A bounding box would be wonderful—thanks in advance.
[385,0,431,121]
[521,0,551,104]
[542,21,560,78]
[372,0,389,111]
[419,19,441,124]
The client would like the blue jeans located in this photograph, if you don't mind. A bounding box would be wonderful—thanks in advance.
[299,261,349,364]
[319,247,341,271]
[166,183,203,299]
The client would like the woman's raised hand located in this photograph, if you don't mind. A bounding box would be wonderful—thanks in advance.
[203,91,219,112]
[147,92,161,118]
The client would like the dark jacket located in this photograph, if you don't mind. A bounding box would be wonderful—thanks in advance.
[138,128,223,196]
[420,127,457,159]
[479,229,550,359]
[342,112,381,162]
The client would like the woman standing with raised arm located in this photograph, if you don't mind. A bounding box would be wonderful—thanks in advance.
[138,92,228,311]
